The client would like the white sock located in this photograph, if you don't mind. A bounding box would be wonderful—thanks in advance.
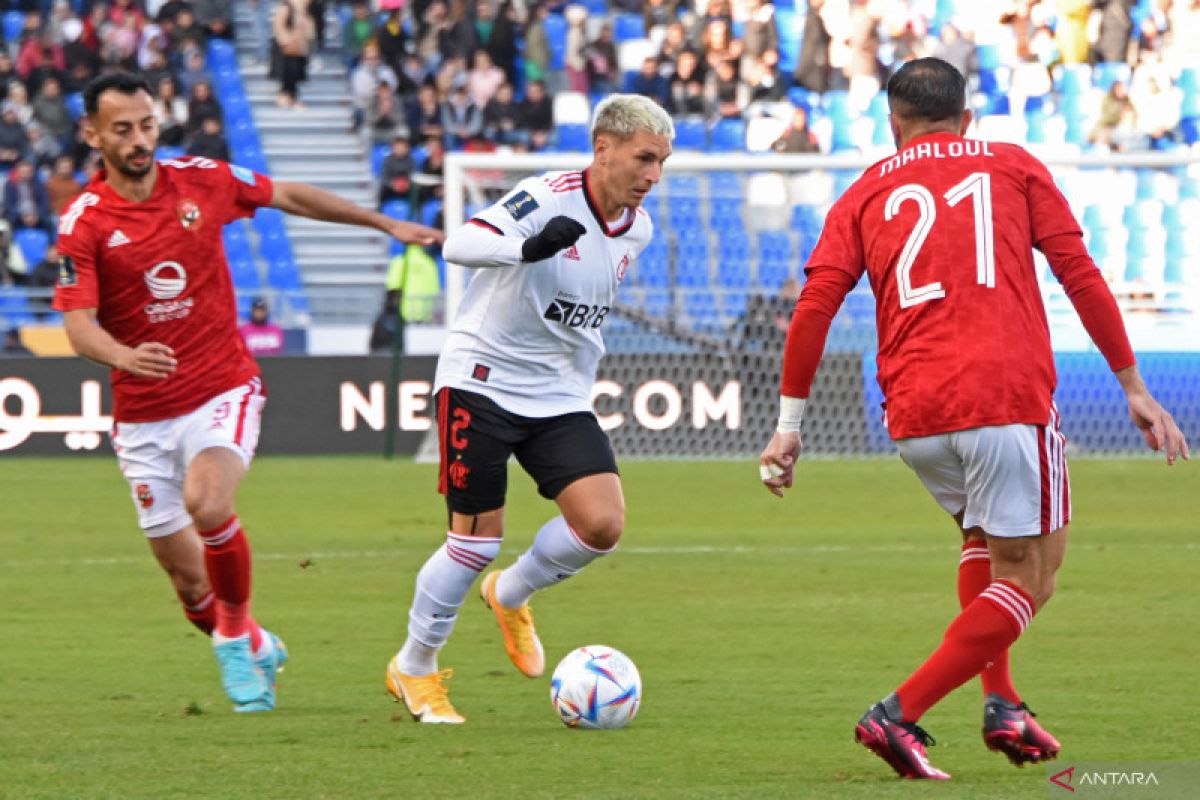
[399,532,501,675]
[494,516,611,609]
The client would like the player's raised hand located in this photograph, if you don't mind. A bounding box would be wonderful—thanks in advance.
[759,430,801,498]
[383,218,446,247]
[120,342,177,379]
[522,216,586,262]
[1127,390,1190,465]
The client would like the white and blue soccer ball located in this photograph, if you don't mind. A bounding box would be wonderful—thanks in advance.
[550,645,641,730]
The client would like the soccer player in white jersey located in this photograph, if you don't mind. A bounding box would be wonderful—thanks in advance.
[385,94,673,723]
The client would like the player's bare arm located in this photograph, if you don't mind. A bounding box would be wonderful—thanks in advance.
[62,308,177,379]
[1115,365,1190,464]
[269,181,446,246]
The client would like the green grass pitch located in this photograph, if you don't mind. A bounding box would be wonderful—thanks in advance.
[1,456,1195,799]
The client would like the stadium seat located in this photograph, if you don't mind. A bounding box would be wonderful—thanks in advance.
[1092,62,1132,90]
[14,228,49,265]
[267,258,302,289]
[1182,117,1200,145]
[544,13,567,70]
[613,13,645,42]
[617,38,657,74]
[381,199,412,221]
[668,198,702,231]
[371,144,389,176]
[977,44,1002,71]
[229,259,261,290]
[790,204,824,236]
[1053,64,1091,95]
[552,91,591,125]
[676,241,711,287]
[1124,199,1164,229]
[555,123,591,152]
[685,291,720,326]
[420,199,443,228]
[3,11,23,44]
[709,119,746,152]
[716,255,752,289]
[673,118,707,150]
[666,174,701,196]
[157,146,185,160]
[641,288,670,318]
[65,92,84,120]
[775,10,801,73]
[636,242,670,287]
[788,87,819,111]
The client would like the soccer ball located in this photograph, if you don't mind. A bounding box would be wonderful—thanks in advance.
[549,645,641,730]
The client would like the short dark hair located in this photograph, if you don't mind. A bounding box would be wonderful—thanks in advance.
[886,57,965,123]
[83,72,153,116]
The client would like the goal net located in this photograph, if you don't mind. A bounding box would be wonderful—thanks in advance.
[443,150,1199,458]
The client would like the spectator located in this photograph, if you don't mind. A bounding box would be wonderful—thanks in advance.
[26,242,61,317]
[516,78,553,149]
[932,23,978,82]
[744,51,785,102]
[169,5,207,50]
[773,106,821,153]
[433,55,467,99]
[1055,0,1092,65]
[17,34,66,95]
[475,0,519,85]
[45,154,82,216]
[0,52,19,100]
[466,50,505,109]
[140,45,175,93]
[81,4,109,53]
[379,135,414,207]
[154,76,189,146]
[584,24,619,96]
[564,3,589,92]
[61,20,97,92]
[1168,0,1200,71]
[733,277,800,352]
[441,83,483,148]
[193,0,235,41]
[273,0,315,109]
[707,58,748,119]
[33,76,72,145]
[186,81,223,135]
[368,84,407,146]
[523,3,551,87]
[188,116,231,161]
[630,56,670,107]
[0,103,30,168]
[701,18,742,73]
[239,298,286,356]
[1094,0,1136,64]
[176,46,214,96]
[740,0,780,76]
[416,137,445,204]
[1,328,33,356]
[369,289,403,352]
[670,49,708,116]
[408,83,446,142]
[396,53,428,96]
[246,0,272,64]
[5,160,51,232]
[658,22,689,71]
[644,0,681,31]
[341,0,374,67]
[25,122,62,169]
[376,9,409,77]
[1131,76,1182,148]
[109,0,147,33]
[415,1,454,73]
[308,0,328,52]
[351,44,399,132]
[6,82,33,125]
[482,81,521,145]
[0,220,27,285]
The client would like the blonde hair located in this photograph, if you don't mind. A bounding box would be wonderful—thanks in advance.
[591,94,675,143]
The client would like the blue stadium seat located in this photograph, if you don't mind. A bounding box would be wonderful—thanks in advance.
[381,199,411,221]
[685,291,720,325]
[676,240,711,287]
[157,146,186,160]
[1181,117,1200,145]
[641,289,670,318]
[229,259,261,290]
[1054,64,1091,95]
[267,258,302,289]
[613,13,645,41]
[421,199,443,228]
[207,39,238,72]
[716,255,751,288]
[709,119,746,152]
[708,198,742,230]
[259,234,295,262]
[14,228,49,265]
[673,118,707,149]
[544,13,567,70]
[668,196,701,229]
[0,286,31,313]
[1179,67,1200,94]
[831,118,858,152]
[756,257,791,289]
[65,92,84,120]
[977,67,1005,97]
[757,230,792,260]
[556,124,591,152]
[788,87,819,111]
[666,174,701,196]
[823,90,855,120]
[775,10,800,73]
[708,171,741,197]
[977,44,1001,71]
[371,144,389,176]
[790,205,824,235]
[1124,199,1163,229]
[579,0,606,13]
[3,11,23,44]
[635,241,670,287]
[1093,62,1132,90]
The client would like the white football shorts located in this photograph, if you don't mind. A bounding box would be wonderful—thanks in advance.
[110,378,266,537]
[894,406,1070,538]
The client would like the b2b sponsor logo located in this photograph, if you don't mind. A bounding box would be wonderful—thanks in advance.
[543,300,609,329]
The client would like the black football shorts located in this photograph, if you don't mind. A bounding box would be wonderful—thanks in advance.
[435,387,619,515]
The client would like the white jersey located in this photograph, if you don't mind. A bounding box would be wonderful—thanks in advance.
[436,169,654,417]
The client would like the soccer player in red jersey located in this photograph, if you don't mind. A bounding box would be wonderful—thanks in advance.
[759,58,1189,779]
[52,73,444,712]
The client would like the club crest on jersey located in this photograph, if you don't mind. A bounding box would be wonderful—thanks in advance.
[503,190,538,221]
[448,460,470,490]
[56,255,76,287]
[471,363,491,382]
[135,483,154,509]
[177,199,203,230]
[616,252,630,282]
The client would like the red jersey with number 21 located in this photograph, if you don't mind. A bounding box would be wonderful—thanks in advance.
[53,157,274,423]
[807,132,1082,439]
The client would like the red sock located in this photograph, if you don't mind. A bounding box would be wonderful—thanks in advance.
[958,541,1020,704]
[198,515,256,643]
[897,580,1035,722]
[179,589,216,634]
[176,589,263,650]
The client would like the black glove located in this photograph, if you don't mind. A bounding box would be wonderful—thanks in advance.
[521,216,587,262]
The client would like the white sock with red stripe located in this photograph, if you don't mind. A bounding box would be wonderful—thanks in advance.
[396,532,501,675]
[494,516,612,609]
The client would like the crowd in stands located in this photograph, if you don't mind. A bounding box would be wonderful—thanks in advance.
[345,0,1200,209]
[0,0,235,288]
